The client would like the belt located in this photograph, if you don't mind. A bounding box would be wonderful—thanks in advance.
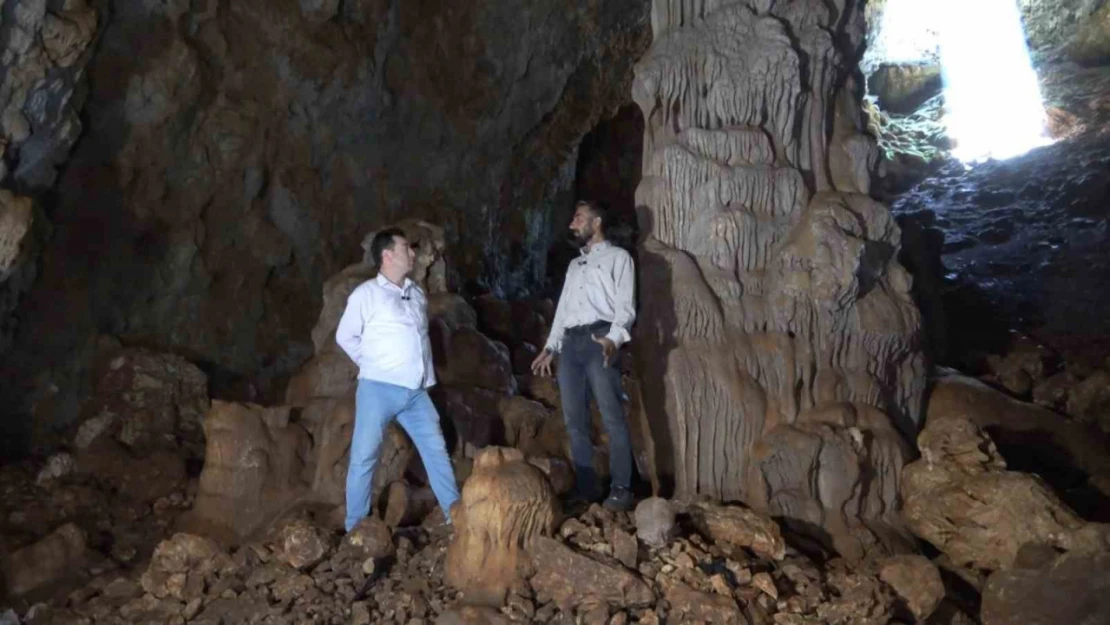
[565,320,611,336]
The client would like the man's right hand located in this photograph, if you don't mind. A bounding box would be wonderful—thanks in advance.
[531,349,555,377]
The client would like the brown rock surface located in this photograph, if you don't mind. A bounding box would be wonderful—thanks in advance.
[139,533,235,600]
[927,371,1110,485]
[529,536,654,611]
[444,447,559,605]
[270,518,332,570]
[877,554,944,621]
[689,502,786,561]
[0,191,33,280]
[184,400,412,540]
[75,348,210,458]
[1,0,653,450]
[661,578,745,624]
[980,550,1110,625]
[0,522,87,597]
[902,412,1096,571]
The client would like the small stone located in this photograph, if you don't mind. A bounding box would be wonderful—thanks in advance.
[362,558,376,575]
[753,572,778,600]
[352,601,371,625]
[610,528,638,570]
[634,498,676,549]
[674,552,695,569]
[709,573,731,596]
[182,597,203,620]
[726,561,752,585]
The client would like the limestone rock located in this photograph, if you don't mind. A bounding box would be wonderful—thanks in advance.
[6,0,651,459]
[927,371,1110,485]
[869,63,943,114]
[877,554,944,621]
[689,502,785,561]
[632,0,925,557]
[901,413,1090,571]
[0,191,33,280]
[527,456,575,496]
[431,322,516,394]
[609,527,639,570]
[140,534,235,600]
[0,0,98,188]
[435,605,513,625]
[661,579,745,624]
[981,550,1110,625]
[35,452,76,485]
[381,481,438,529]
[0,522,86,596]
[1068,1,1110,64]
[529,537,654,611]
[342,516,396,560]
[445,447,559,605]
[77,348,210,457]
[184,400,412,540]
[76,441,187,503]
[1067,369,1110,433]
[815,562,896,625]
[634,497,677,549]
[271,518,332,570]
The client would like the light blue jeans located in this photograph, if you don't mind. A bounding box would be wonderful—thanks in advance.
[345,379,459,531]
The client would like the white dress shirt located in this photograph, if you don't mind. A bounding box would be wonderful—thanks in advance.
[336,274,436,390]
[545,240,636,354]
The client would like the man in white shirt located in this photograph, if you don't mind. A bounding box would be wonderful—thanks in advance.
[531,200,637,511]
[336,228,459,531]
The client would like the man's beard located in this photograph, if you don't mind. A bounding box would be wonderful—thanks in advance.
[569,228,592,248]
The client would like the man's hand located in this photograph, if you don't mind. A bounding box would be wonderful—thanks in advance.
[592,335,617,367]
[531,349,555,377]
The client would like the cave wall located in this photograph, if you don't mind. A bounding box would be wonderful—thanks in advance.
[0,0,652,450]
[633,0,925,558]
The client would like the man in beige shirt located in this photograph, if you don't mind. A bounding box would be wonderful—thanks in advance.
[532,200,636,511]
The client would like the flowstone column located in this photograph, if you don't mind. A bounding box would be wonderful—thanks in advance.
[633,0,926,558]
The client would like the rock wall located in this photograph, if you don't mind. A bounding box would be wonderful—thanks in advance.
[632,0,926,558]
[0,0,652,450]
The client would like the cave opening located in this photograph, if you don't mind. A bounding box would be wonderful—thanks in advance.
[864,0,1056,194]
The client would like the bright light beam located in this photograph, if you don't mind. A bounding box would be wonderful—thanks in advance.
[938,0,1052,162]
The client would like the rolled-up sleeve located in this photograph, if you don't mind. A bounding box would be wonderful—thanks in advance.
[605,250,636,348]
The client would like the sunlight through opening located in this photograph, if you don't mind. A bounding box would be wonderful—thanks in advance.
[876,0,1054,163]
[938,0,1052,162]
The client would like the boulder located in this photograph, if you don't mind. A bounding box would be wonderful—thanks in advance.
[0,523,87,597]
[529,537,654,611]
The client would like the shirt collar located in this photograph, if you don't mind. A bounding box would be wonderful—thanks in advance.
[375,273,413,293]
[580,239,612,256]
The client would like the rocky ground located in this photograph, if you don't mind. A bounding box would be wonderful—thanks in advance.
[2,329,1109,625]
[0,460,958,625]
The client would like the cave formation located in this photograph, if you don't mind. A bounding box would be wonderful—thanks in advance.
[1,0,1110,622]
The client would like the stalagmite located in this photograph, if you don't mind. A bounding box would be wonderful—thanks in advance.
[633,0,925,557]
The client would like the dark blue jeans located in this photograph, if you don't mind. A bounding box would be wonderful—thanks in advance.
[557,321,633,496]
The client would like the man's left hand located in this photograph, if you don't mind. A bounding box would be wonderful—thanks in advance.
[592,335,617,367]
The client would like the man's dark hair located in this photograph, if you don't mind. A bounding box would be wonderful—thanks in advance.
[370,227,406,267]
[576,199,612,236]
